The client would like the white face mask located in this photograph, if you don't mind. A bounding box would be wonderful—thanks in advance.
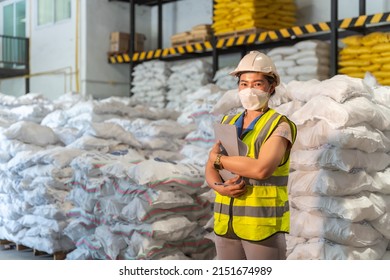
[238,87,270,111]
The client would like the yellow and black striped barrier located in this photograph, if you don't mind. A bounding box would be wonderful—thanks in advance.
[108,41,213,64]
[109,12,390,64]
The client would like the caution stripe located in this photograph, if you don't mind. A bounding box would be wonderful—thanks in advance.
[340,13,390,28]
[108,12,390,64]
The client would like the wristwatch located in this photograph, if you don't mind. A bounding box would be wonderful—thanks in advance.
[213,154,224,170]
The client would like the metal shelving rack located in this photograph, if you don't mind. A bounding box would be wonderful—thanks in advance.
[109,0,181,93]
[108,0,390,93]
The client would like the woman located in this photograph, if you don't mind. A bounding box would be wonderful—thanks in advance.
[206,51,297,260]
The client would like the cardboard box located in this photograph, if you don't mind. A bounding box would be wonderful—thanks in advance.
[110,32,145,53]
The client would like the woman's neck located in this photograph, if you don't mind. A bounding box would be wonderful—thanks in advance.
[245,107,268,118]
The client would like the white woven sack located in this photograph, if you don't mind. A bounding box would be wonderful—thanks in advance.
[291,95,390,131]
[3,121,60,146]
[293,120,390,153]
[126,159,205,194]
[288,169,380,197]
[287,75,372,103]
[95,225,127,260]
[369,193,390,239]
[210,88,241,116]
[290,208,384,247]
[294,40,330,51]
[290,147,390,172]
[273,100,304,117]
[287,237,388,260]
[286,65,329,76]
[267,46,297,57]
[290,193,385,222]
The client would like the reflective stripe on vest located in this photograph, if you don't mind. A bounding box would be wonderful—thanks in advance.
[214,109,297,241]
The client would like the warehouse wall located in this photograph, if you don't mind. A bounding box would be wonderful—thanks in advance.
[30,0,77,100]
[296,0,389,24]
[81,0,150,99]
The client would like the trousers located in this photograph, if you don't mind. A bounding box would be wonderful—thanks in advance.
[214,233,287,260]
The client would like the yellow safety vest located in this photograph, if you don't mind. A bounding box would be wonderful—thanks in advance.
[214,109,297,241]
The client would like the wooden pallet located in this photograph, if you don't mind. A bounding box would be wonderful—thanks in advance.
[0,239,67,260]
[171,35,211,47]
[215,27,263,39]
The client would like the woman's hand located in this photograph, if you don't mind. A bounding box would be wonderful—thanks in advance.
[214,175,246,198]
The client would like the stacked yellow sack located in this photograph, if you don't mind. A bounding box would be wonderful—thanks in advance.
[213,0,297,36]
[339,32,390,85]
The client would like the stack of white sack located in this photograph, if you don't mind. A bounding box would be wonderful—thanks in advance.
[166,59,213,111]
[0,90,216,259]
[105,115,192,162]
[282,74,390,259]
[65,153,214,260]
[213,66,237,90]
[41,95,214,259]
[130,60,171,109]
[42,96,180,154]
[0,92,54,125]
[0,93,83,254]
[267,40,330,84]
[0,93,86,255]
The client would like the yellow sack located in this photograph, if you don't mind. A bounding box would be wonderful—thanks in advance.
[214,28,235,35]
[275,10,296,17]
[212,20,231,28]
[281,3,297,11]
[339,59,371,67]
[372,43,390,53]
[372,56,390,64]
[341,35,363,46]
[361,64,381,72]
[379,78,390,85]
[381,51,390,57]
[372,71,390,78]
[340,46,371,55]
[345,72,365,78]
[361,32,390,46]
[214,9,230,16]
[338,66,362,74]
[277,16,296,23]
[339,54,357,61]
[359,53,380,60]
[232,14,255,23]
[381,64,390,70]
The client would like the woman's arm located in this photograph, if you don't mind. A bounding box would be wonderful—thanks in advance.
[208,135,290,181]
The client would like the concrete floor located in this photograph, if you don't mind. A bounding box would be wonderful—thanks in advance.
[0,243,54,260]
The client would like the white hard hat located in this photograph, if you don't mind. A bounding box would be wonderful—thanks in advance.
[229,51,280,86]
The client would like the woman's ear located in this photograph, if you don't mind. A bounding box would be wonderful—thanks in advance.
[270,84,276,95]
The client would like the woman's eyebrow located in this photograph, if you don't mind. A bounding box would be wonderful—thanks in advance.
[240,79,265,83]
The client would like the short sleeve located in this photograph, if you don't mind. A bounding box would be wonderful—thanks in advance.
[270,121,292,144]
